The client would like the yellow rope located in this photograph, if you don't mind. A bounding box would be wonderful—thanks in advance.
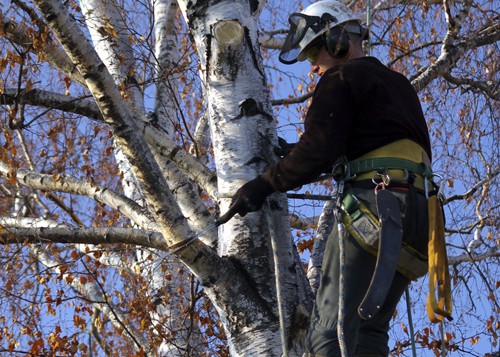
[426,195,453,323]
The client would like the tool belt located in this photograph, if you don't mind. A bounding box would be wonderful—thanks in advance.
[341,187,428,280]
[336,139,452,322]
[336,139,433,280]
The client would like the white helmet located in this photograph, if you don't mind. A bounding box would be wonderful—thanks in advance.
[279,0,362,64]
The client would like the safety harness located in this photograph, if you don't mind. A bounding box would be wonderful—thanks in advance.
[333,139,452,323]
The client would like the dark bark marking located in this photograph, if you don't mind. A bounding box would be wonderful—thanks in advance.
[249,0,260,14]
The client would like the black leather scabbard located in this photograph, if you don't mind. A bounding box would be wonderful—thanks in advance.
[358,189,403,320]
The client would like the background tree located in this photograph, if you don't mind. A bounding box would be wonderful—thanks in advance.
[0,0,498,356]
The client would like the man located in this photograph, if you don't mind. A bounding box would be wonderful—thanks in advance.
[219,1,432,356]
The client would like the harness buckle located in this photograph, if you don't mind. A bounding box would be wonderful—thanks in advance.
[332,160,357,182]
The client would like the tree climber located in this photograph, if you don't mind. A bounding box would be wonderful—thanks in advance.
[218,1,442,356]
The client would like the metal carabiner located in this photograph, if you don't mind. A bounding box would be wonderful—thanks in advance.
[372,170,390,187]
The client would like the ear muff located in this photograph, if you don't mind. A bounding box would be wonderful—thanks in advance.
[323,26,350,58]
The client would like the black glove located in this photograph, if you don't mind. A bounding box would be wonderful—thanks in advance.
[217,176,274,225]
[274,137,296,158]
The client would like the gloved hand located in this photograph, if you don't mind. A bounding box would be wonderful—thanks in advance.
[274,137,296,158]
[217,176,274,225]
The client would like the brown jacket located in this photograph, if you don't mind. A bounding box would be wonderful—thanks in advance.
[261,56,432,192]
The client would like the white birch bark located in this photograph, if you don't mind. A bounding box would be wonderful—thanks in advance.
[32,0,190,245]
[153,0,178,136]
[80,0,146,207]
[0,161,157,230]
[307,200,335,295]
[80,0,145,110]
[179,1,311,354]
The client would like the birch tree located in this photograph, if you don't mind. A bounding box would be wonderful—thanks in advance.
[0,0,498,356]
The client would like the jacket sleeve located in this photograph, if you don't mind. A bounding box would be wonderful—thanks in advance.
[261,68,355,192]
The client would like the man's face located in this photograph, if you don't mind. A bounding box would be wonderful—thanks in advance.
[309,46,345,76]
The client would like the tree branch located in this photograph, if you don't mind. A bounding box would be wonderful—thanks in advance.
[32,0,188,244]
[271,91,313,106]
[0,226,165,249]
[0,88,101,120]
[137,121,219,200]
[258,30,286,50]
[410,0,500,92]
[307,200,335,294]
[442,72,499,101]
[0,10,86,85]
[80,0,145,109]
[290,213,320,231]
[0,87,219,199]
[0,161,157,230]
[444,167,500,204]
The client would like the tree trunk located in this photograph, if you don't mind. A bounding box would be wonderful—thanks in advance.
[179,1,312,354]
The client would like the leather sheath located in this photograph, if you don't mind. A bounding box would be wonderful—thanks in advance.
[358,189,403,320]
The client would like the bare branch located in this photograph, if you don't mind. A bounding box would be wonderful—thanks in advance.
[0,10,86,85]
[444,167,499,204]
[0,161,157,230]
[0,226,165,249]
[290,213,320,231]
[442,73,499,101]
[0,216,65,228]
[259,30,286,50]
[271,91,313,106]
[1,88,101,120]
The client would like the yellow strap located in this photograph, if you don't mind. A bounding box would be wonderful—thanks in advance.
[354,139,431,165]
[426,195,452,323]
[352,139,432,186]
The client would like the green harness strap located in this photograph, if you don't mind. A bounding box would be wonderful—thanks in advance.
[347,157,433,178]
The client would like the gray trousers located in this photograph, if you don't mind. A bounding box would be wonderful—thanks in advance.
[304,186,429,357]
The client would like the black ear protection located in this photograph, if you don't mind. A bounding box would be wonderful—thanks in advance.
[322,24,369,58]
[323,26,351,58]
